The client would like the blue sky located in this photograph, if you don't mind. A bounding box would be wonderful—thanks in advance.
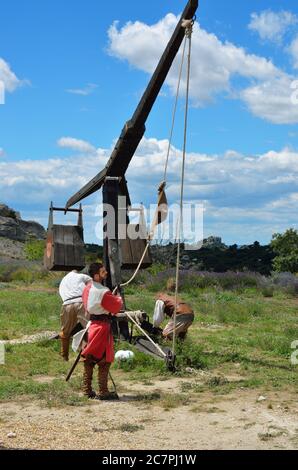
[1,0,298,245]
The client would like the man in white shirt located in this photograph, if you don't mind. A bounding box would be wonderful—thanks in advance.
[58,270,92,361]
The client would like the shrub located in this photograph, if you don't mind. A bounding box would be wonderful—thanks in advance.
[10,268,35,284]
[271,272,298,296]
[140,269,264,292]
[166,277,176,292]
[24,239,45,261]
[175,339,207,369]
[261,286,274,298]
[0,265,15,282]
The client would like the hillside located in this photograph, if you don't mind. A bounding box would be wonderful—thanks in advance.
[0,204,46,260]
[0,204,275,274]
[0,204,45,242]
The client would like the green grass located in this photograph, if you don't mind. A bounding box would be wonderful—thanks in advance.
[0,282,297,406]
[0,290,60,339]
[117,424,145,433]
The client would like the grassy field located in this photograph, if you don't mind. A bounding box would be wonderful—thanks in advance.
[0,278,297,409]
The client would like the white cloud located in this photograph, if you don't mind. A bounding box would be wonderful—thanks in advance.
[66,83,98,96]
[57,137,97,153]
[288,35,298,69]
[0,148,5,157]
[108,15,277,105]
[1,137,298,243]
[0,58,23,93]
[107,13,298,124]
[241,74,298,124]
[248,10,298,43]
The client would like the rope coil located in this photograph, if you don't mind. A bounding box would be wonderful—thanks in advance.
[181,18,194,38]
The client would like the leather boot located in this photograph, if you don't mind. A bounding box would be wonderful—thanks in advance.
[97,363,118,400]
[82,359,96,399]
[60,337,70,361]
[98,362,110,397]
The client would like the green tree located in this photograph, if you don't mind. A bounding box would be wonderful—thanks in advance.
[270,229,298,273]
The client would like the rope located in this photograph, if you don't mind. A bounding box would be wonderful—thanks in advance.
[125,311,167,358]
[163,34,188,182]
[116,241,150,290]
[172,20,193,356]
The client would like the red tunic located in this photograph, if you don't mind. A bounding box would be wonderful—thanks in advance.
[81,283,122,362]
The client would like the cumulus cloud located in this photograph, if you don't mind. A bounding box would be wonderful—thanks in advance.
[66,83,98,96]
[248,10,298,43]
[241,74,298,124]
[57,137,97,153]
[0,58,23,93]
[108,15,277,105]
[1,137,297,243]
[107,13,298,124]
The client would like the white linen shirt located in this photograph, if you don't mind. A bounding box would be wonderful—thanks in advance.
[59,271,91,306]
[153,300,166,327]
[85,281,110,316]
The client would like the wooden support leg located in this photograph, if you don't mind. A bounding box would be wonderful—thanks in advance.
[103,177,129,340]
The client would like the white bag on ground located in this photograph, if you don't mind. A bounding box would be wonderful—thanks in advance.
[115,350,135,362]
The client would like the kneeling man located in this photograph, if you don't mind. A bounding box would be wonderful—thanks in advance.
[153,293,194,340]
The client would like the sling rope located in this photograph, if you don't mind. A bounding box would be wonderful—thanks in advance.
[163,32,188,183]
[172,19,193,356]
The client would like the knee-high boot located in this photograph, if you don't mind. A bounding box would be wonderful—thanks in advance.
[82,359,96,399]
[97,362,111,397]
[60,336,70,361]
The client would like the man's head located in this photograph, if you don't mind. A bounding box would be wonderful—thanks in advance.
[88,263,108,283]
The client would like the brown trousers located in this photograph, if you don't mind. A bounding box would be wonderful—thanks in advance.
[60,302,87,338]
[163,312,194,340]
[59,302,88,361]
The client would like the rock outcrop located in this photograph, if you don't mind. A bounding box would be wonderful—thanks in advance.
[0,204,46,242]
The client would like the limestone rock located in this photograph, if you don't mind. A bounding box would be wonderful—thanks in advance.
[0,204,45,242]
[0,204,20,219]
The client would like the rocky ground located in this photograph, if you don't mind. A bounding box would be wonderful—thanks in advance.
[0,238,26,261]
[0,376,297,450]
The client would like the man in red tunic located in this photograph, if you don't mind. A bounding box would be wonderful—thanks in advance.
[81,263,123,400]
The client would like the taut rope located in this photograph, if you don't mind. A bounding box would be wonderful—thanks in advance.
[172,18,194,356]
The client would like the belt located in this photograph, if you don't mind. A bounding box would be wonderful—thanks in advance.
[90,314,111,322]
[64,296,82,303]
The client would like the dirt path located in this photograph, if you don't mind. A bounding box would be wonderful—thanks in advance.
[0,377,297,450]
